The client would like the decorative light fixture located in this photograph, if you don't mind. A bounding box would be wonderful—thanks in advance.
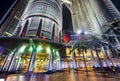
[36,45,43,52]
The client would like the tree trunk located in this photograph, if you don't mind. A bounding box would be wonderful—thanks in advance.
[90,48,95,63]
[101,46,112,71]
[83,51,88,73]
[72,50,78,70]
[106,46,115,66]
[94,47,104,72]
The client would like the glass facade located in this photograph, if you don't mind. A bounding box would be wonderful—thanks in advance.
[17,0,63,42]
[1,0,28,37]
[71,0,120,35]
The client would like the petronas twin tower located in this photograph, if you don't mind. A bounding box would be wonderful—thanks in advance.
[15,0,63,42]
[71,0,120,35]
[0,0,120,73]
[14,0,120,40]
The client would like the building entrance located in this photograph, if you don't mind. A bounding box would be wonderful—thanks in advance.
[34,53,49,73]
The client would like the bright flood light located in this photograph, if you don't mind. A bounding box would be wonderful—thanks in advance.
[84,32,88,34]
[36,45,43,52]
[77,30,82,34]
[46,47,51,54]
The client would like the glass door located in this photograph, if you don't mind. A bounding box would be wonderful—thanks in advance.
[34,53,49,72]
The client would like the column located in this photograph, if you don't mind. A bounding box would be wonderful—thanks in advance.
[47,54,53,74]
[58,57,62,71]
[36,19,42,38]
[27,52,36,72]
[0,54,9,73]
[7,51,18,73]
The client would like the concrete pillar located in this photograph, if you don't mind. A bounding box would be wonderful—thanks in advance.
[27,52,36,73]
[47,54,53,74]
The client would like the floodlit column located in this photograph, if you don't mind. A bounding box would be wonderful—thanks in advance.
[47,54,53,73]
[15,59,20,71]
[101,46,111,67]
[27,52,36,72]
[0,55,9,72]
[8,52,17,72]
[57,57,62,71]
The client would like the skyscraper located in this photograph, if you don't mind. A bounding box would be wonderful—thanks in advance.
[0,0,29,36]
[1,0,119,39]
[0,0,120,73]
[71,0,120,35]
[0,0,17,25]
[14,0,63,42]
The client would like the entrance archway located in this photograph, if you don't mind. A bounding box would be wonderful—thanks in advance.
[34,53,49,72]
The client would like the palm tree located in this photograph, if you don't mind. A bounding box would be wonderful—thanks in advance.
[72,35,108,73]
[88,36,110,72]
[72,39,88,72]
[103,24,120,58]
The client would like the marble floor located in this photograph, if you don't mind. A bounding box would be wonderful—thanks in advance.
[0,71,120,81]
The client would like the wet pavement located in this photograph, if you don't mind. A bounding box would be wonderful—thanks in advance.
[0,71,120,81]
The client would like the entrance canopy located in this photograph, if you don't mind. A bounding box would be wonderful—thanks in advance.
[0,37,66,58]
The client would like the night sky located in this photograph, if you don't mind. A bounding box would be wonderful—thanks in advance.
[0,0,16,23]
[0,0,120,24]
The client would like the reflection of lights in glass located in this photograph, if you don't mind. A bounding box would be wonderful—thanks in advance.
[19,75,24,81]
[36,45,42,52]
[46,47,51,54]
[19,45,26,53]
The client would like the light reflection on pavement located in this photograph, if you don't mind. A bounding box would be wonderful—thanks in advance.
[0,71,120,81]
